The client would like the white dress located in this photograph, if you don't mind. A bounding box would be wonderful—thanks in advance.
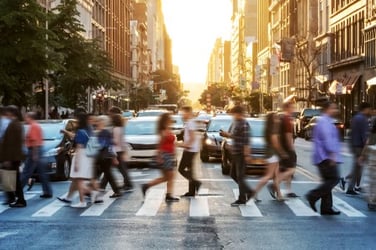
[70,148,94,179]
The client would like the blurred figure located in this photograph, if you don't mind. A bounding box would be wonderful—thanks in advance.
[21,112,52,198]
[0,106,26,207]
[278,102,298,198]
[306,101,341,215]
[0,106,10,140]
[220,106,254,206]
[142,113,179,202]
[178,106,201,197]
[342,102,372,195]
[254,113,285,201]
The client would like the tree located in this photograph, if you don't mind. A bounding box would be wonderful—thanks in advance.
[151,69,183,104]
[129,87,153,111]
[199,83,231,108]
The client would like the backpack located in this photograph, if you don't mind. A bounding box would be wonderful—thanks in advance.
[84,130,101,157]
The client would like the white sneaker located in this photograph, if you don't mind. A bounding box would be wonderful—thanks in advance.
[70,202,87,208]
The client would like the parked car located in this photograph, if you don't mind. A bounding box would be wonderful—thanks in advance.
[171,115,184,141]
[200,115,233,162]
[221,118,266,175]
[24,119,77,181]
[124,117,160,167]
[296,108,322,137]
[303,116,345,141]
[195,113,212,132]
[137,109,168,117]
[122,110,135,118]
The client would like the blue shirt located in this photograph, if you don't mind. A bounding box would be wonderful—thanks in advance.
[313,115,342,165]
[75,129,90,146]
[350,113,369,148]
[231,118,250,155]
[0,117,10,140]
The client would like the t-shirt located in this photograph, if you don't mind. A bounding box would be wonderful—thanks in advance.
[25,122,43,148]
[184,119,200,153]
[280,114,293,151]
[75,129,90,146]
[231,119,250,155]
[160,132,175,153]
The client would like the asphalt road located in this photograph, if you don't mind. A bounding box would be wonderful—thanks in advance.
[1,139,375,250]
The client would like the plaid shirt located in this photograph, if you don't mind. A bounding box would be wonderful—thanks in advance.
[231,118,250,155]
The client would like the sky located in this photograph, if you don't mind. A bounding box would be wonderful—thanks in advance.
[162,0,232,100]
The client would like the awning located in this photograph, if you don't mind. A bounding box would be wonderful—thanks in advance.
[367,76,376,86]
[345,73,361,94]
[284,94,296,103]
[315,75,329,83]
[329,80,343,95]
[329,73,360,95]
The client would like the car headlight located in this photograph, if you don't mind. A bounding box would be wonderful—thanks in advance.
[43,147,61,157]
[205,138,214,145]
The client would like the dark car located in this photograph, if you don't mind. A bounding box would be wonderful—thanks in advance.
[221,118,266,175]
[200,116,232,162]
[303,116,345,141]
[296,108,322,137]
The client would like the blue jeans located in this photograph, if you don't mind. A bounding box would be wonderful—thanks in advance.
[21,147,52,195]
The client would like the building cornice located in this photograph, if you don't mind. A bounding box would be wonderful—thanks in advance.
[328,56,364,70]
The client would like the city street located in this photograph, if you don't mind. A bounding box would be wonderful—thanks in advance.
[1,139,375,250]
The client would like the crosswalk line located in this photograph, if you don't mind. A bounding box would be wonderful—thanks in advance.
[284,199,320,216]
[232,189,263,217]
[0,194,36,214]
[32,193,74,217]
[81,191,117,217]
[190,188,210,217]
[136,188,166,216]
[333,196,366,217]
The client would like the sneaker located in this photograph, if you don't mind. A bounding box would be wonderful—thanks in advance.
[165,195,180,202]
[57,197,72,204]
[354,186,363,193]
[70,202,87,208]
[9,200,27,208]
[231,200,246,207]
[286,193,299,198]
[109,193,122,198]
[181,192,195,198]
[339,178,346,191]
[346,189,359,195]
[40,194,53,199]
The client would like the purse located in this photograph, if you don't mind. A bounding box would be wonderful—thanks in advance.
[0,169,17,192]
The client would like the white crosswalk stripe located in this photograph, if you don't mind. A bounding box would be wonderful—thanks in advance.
[0,194,36,214]
[190,189,210,217]
[81,191,118,217]
[333,196,366,217]
[232,189,263,217]
[284,199,320,217]
[136,188,166,216]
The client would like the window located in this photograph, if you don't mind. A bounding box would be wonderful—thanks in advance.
[365,28,376,68]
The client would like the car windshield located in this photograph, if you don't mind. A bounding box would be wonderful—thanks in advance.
[138,111,164,117]
[40,124,64,140]
[303,109,321,117]
[196,114,212,121]
[247,120,265,137]
[125,121,157,135]
[207,119,232,132]
[123,111,133,117]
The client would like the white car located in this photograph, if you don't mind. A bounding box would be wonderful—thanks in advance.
[124,117,160,166]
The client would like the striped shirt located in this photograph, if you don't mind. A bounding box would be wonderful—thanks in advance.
[231,118,250,155]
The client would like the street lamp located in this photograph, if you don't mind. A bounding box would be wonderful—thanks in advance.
[92,89,108,114]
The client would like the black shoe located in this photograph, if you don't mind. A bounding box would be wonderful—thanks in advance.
[141,184,149,197]
[2,199,15,205]
[109,193,122,198]
[339,178,346,191]
[181,192,195,198]
[165,195,180,202]
[321,209,341,215]
[57,197,72,204]
[27,179,35,191]
[305,194,317,212]
[346,189,359,195]
[231,200,246,207]
[40,194,53,199]
[286,192,299,198]
[354,186,363,193]
[267,184,276,199]
[9,200,27,208]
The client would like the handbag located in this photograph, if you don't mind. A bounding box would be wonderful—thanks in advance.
[0,169,17,192]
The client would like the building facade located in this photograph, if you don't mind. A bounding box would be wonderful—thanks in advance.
[206,38,232,86]
[364,0,376,106]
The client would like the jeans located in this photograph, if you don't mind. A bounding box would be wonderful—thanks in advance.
[347,147,363,190]
[21,147,52,195]
[308,160,340,212]
[101,152,133,189]
[98,158,120,194]
[5,161,25,203]
[178,151,198,194]
[231,154,253,201]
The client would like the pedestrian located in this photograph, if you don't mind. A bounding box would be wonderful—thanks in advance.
[0,106,10,140]
[254,112,285,201]
[21,112,53,198]
[341,102,372,195]
[142,113,180,202]
[58,113,94,208]
[0,106,26,207]
[178,106,201,197]
[277,101,298,198]
[220,106,254,206]
[306,101,341,215]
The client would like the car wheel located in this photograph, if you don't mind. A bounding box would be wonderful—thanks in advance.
[200,149,209,162]
[59,157,71,181]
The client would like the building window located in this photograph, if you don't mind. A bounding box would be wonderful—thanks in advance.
[365,28,376,68]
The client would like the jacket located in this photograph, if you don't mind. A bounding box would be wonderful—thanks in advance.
[0,120,25,162]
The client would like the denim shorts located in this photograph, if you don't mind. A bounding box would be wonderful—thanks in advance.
[161,152,177,170]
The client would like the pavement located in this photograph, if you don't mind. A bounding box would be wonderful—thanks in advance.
[0,139,375,250]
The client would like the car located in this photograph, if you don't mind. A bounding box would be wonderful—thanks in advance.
[303,116,345,141]
[221,118,266,175]
[137,109,168,117]
[24,120,77,180]
[296,108,322,137]
[200,115,233,162]
[124,117,160,167]
[122,110,135,118]
[195,113,212,132]
[171,115,184,141]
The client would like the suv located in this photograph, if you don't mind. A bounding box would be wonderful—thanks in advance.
[296,108,322,137]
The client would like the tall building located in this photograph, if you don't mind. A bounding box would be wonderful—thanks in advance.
[364,0,376,106]
[92,0,106,48]
[164,27,173,74]
[206,38,231,86]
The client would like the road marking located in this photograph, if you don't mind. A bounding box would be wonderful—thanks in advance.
[81,191,117,217]
[232,189,263,217]
[133,179,320,184]
[136,188,165,216]
[0,231,19,239]
[0,194,36,214]
[129,171,150,178]
[32,193,76,217]
[333,196,366,217]
[284,199,320,216]
[190,188,210,217]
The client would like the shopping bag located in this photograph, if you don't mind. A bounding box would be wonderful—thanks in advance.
[0,169,17,192]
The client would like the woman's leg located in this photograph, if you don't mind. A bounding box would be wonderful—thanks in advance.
[146,170,168,189]
[101,159,120,194]
[166,170,175,195]
[76,179,85,203]
[254,163,276,194]
[117,152,133,188]
[272,163,283,199]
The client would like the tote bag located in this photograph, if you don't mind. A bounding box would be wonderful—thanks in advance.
[0,169,17,192]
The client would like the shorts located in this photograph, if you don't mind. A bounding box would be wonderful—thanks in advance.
[279,151,297,169]
[161,152,177,170]
[267,155,279,164]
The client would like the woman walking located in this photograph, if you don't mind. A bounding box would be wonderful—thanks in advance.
[142,113,179,202]
[254,112,285,201]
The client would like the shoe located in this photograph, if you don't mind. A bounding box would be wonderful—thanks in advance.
[321,209,341,215]
[346,189,359,195]
[27,179,35,191]
[2,199,15,205]
[354,186,363,193]
[165,195,180,202]
[109,193,122,198]
[123,186,134,193]
[231,200,246,207]
[181,192,195,198]
[286,193,299,198]
[339,178,346,191]
[9,200,27,208]
[70,202,87,208]
[141,184,149,197]
[40,194,53,199]
[94,199,104,204]
[57,197,72,204]
[305,194,317,212]
[267,184,277,199]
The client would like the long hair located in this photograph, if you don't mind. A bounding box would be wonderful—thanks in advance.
[76,113,89,130]
[111,114,124,127]
[265,112,276,145]
[157,113,171,135]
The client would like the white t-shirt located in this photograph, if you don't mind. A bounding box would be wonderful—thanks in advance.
[113,126,126,152]
[184,119,200,153]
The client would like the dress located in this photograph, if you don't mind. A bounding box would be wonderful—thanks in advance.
[70,129,94,179]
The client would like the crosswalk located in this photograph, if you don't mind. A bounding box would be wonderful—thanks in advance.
[0,188,368,219]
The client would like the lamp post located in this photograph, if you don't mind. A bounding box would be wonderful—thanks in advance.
[92,89,108,114]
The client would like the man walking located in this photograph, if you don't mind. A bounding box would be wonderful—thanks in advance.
[342,102,372,195]
[220,106,254,206]
[306,101,341,215]
[178,106,201,197]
